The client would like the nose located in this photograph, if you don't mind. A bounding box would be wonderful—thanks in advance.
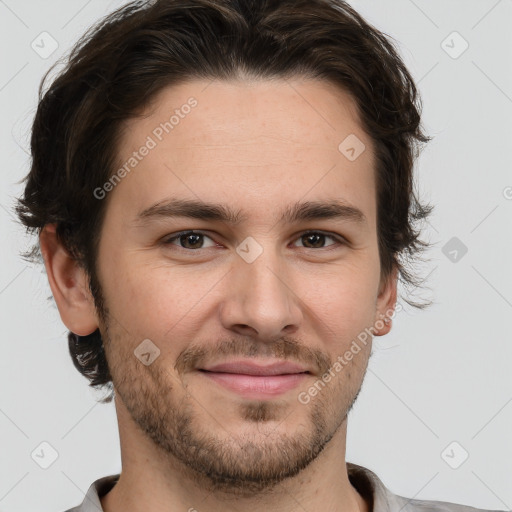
[219,249,303,342]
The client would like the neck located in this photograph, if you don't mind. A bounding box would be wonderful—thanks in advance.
[101,400,369,512]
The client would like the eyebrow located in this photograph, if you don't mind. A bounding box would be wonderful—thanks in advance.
[135,198,367,226]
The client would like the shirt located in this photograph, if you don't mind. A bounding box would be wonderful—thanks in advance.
[63,462,506,512]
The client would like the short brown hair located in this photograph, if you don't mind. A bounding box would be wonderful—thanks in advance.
[16,0,433,402]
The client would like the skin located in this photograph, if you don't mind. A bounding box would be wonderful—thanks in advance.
[40,78,397,512]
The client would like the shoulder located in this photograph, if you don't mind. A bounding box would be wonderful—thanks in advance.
[347,462,506,512]
[391,493,507,512]
[59,474,120,512]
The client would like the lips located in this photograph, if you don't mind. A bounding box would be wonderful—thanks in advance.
[200,360,311,376]
[198,360,311,398]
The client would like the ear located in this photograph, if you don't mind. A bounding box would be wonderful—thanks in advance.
[373,265,398,336]
[39,224,99,336]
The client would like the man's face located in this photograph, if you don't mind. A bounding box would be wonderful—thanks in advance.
[93,78,393,494]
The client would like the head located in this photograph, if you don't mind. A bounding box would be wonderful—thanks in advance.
[16,0,432,494]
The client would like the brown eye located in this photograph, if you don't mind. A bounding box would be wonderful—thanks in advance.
[163,231,216,250]
[293,231,342,249]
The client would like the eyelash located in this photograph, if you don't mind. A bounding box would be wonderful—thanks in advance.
[161,230,346,252]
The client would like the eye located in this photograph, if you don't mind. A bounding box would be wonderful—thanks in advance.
[162,230,217,250]
[162,229,345,251]
[291,231,343,249]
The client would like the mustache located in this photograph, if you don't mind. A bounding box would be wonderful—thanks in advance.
[174,336,332,377]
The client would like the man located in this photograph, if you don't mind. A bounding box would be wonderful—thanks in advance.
[15,0,505,510]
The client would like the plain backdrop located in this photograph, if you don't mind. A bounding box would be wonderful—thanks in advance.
[1,0,511,510]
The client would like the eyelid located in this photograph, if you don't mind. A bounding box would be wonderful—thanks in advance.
[161,229,347,250]
[162,230,219,249]
[290,230,346,251]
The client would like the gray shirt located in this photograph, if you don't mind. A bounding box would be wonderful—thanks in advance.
[63,462,505,512]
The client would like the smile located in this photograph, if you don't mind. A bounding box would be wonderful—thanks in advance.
[198,370,309,398]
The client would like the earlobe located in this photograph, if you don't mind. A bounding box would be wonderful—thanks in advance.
[39,224,99,336]
[374,266,398,336]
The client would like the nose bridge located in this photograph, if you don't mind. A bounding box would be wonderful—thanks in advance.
[220,239,302,339]
[244,245,286,299]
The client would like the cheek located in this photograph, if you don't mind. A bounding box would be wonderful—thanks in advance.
[100,236,380,353]
[108,260,220,343]
[299,267,378,347]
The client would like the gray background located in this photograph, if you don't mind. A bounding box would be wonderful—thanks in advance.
[1,0,511,510]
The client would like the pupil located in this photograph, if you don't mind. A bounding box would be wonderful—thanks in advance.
[183,233,201,248]
[306,233,323,247]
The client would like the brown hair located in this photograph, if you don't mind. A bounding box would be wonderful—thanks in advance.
[15,0,433,402]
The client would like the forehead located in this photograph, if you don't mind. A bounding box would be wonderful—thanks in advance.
[110,78,376,228]
[130,77,366,148]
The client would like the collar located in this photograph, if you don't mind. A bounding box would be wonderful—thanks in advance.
[72,462,443,512]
